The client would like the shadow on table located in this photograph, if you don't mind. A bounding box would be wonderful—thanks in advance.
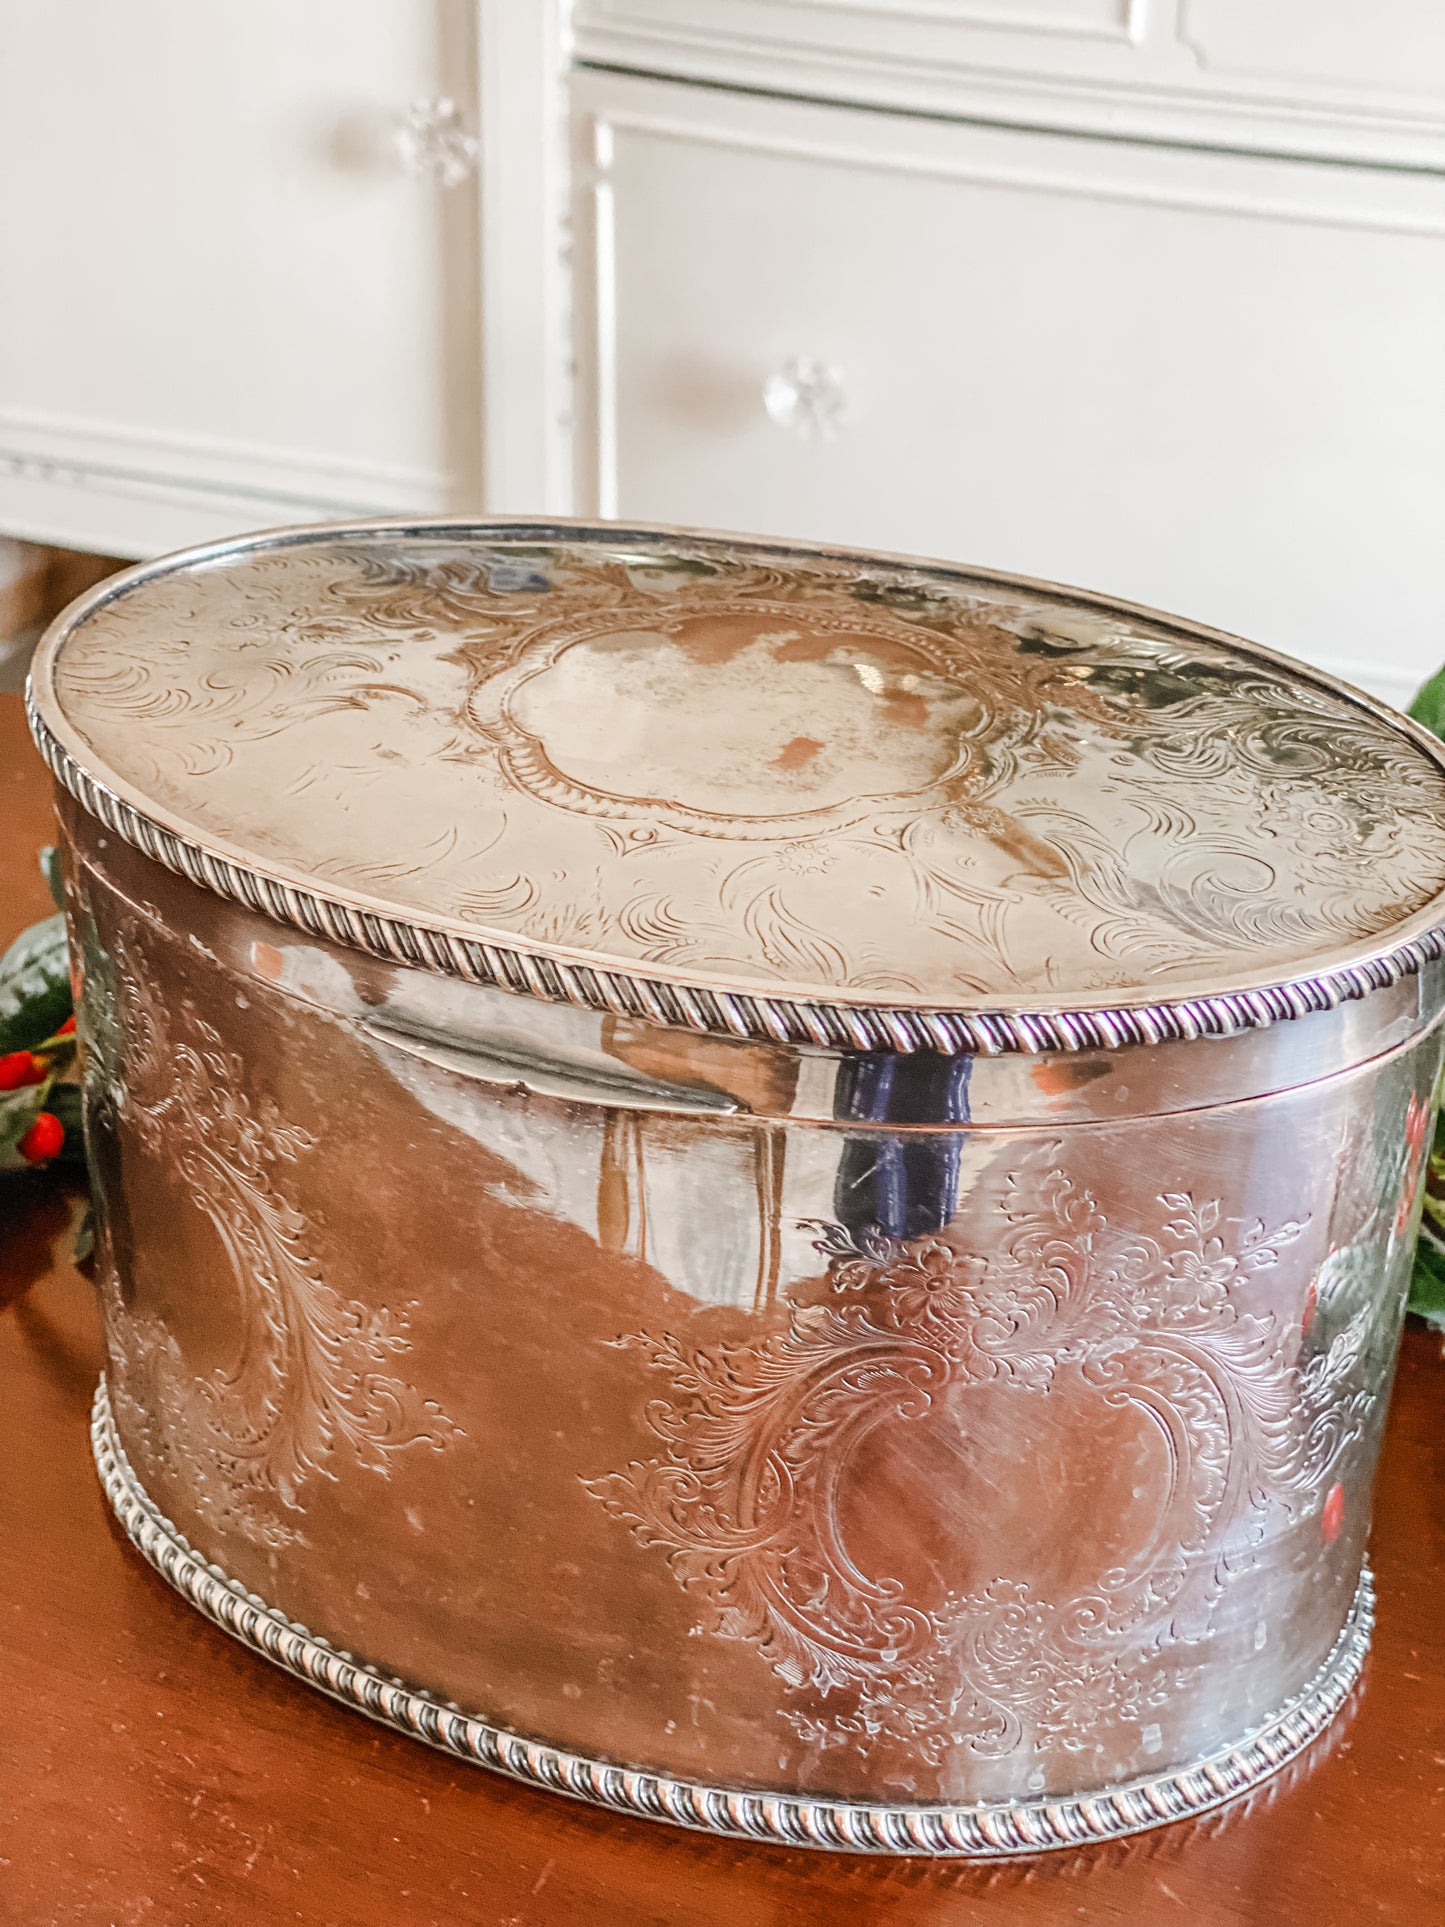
[0,1171,87,1311]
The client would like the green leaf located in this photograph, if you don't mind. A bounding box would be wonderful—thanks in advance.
[35,1033,77,1070]
[0,913,72,1054]
[39,845,66,913]
[1409,1229,1445,1332]
[46,1082,86,1166]
[0,1080,50,1167]
[1408,667,1445,745]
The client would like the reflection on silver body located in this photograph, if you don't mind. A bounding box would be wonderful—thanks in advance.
[28,521,1445,1852]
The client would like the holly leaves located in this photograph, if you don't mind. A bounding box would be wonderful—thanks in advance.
[1405,676,1445,1334]
[0,913,70,1057]
[0,849,82,1172]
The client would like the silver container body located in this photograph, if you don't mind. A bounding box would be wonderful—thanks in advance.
[64,797,1441,1853]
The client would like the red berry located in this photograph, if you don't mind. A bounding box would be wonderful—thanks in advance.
[56,1015,76,1036]
[1321,1482,1345,1547]
[0,1050,46,1090]
[1301,1281,1318,1336]
[17,1111,64,1164]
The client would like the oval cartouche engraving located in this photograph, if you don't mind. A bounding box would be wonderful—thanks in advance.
[586,1153,1374,1763]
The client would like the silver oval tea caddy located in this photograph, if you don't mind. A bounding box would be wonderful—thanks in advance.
[27,519,1445,1855]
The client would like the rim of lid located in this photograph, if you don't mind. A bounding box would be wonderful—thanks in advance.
[27,516,1445,1056]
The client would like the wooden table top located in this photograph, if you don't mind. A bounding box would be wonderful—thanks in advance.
[2,691,1443,1926]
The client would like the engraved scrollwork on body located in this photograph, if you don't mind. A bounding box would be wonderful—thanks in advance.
[78,909,459,1548]
[585,1152,1372,1764]
[88,1371,1378,1854]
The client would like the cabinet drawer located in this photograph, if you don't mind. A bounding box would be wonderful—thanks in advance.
[572,72,1445,708]
[575,1,1445,169]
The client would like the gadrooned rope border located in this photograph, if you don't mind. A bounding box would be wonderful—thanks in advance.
[92,1378,1373,1857]
[31,696,1445,1058]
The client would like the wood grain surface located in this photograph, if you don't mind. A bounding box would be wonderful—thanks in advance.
[1,692,1442,1926]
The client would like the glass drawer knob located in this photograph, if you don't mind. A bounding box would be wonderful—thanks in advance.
[763,355,849,440]
[394,97,478,187]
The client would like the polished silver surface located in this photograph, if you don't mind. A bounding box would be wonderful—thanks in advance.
[28,518,1445,1055]
[91,1379,1376,1857]
[58,819,1440,1847]
[36,518,1445,1854]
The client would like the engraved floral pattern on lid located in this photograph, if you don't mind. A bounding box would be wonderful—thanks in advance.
[30,522,1445,1023]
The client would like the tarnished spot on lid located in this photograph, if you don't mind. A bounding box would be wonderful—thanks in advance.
[28,520,1445,1044]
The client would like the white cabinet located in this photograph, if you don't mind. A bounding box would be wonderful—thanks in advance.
[569,69,1445,707]
[0,0,482,556]
[1,1,1441,711]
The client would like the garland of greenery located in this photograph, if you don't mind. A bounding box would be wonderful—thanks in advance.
[0,850,84,1181]
[1405,673,1445,1333]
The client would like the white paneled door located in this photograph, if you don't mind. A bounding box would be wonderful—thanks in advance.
[0,0,482,555]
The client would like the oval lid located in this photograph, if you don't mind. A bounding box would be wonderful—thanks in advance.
[28,519,1445,1054]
